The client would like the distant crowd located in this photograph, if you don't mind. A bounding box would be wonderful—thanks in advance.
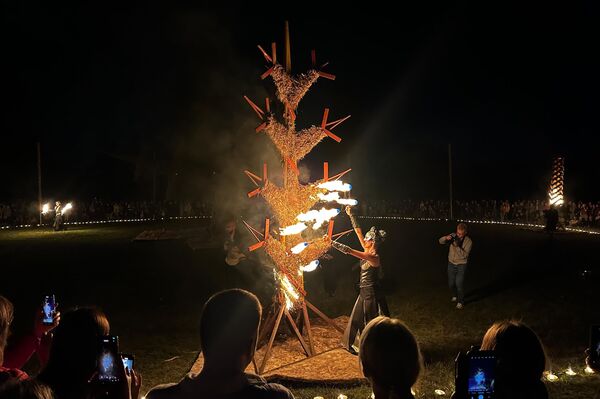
[1,198,600,228]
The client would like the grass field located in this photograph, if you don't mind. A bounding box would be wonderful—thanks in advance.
[1,219,599,398]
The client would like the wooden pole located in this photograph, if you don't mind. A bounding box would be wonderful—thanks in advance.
[36,142,42,226]
[448,144,454,220]
[284,21,291,73]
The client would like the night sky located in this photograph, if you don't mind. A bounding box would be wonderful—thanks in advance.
[2,1,599,205]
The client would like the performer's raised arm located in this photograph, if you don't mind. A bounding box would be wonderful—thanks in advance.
[345,206,366,250]
[331,240,380,267]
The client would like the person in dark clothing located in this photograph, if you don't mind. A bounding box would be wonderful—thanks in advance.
[146,289,294,399]
[331,206,388,355]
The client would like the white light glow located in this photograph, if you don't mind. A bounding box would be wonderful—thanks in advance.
[318,180,352,192]
[280,222,307,236]
[297,207,340,229]
[434,389,446,396]
[565,366,576,376]
[41,203,50,214]
[585,365,595,374]
[545,371,558,382]
[290,242,309,254]
[61,203,73,215]
[300,260,319,272]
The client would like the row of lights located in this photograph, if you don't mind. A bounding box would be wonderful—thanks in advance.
[0,215,211,230]
[2,215,599,236]
[358,216,600,235]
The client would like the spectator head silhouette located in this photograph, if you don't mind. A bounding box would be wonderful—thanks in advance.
[38,307,110,394]
[199,289,262,371]
[359,316,422,398]
[481,320,547,397]
[0,296,14,366]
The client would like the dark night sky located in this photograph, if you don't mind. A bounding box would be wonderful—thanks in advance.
[2,1,599,204]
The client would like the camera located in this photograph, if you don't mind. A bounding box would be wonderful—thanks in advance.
[455,346,496,399]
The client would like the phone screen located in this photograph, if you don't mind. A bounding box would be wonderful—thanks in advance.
[590,325,600,364]
[42,295,56,325]
[467,351,496,398]
[98,336,120,383]
[121,354,134,371]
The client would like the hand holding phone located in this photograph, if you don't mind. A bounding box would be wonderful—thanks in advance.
[121,353,135,371]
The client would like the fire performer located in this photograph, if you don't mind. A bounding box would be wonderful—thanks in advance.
[330,206,388,355]
[53,201,64,231]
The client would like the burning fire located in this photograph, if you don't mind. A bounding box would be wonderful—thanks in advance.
[297,207,340,229]
[61,203,73,215]
[41,203,50,214]
[280,222,307,236]
[317,180,352,192]
[300,260,319,272]
[290,242,309,254]
[280,274,299,310]
[317,191,358,206]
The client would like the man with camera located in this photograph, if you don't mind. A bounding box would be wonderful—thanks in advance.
[439,223,472,309]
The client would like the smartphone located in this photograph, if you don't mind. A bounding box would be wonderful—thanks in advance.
[42,295,56,325]
[590,325,600,370]
[467,351,496,399]
[121,353,135,371]
[98,335,120,383]
[455,348,496,399]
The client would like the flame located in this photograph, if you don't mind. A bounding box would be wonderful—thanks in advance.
[61,203,73,215]
[565,366,576,376]
[317,192,358,206]
[434,389,446,396]
[300,260,319,272]
[41,203,50,214]
[291,242,309,254]
[280,274,299,310]
[297,207,340,229]
[318,180,352,192]
[544,371,558,382]
[280,222,307,236]
[585,365,595,374]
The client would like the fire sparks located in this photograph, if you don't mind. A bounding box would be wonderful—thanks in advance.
[41,203,50,214]
[297,207,340,229]
[300,260,319,272]
[280,274,299,310]
[317,180,352,192]
[61,203,73,215]
[280,222,307,236]
[290,242,309,254]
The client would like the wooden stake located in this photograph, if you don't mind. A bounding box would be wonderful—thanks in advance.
[255,122,267,133]
[257,45,273,63]
[323,162,329,181]
[321,108,330,128]
[261,66,274,80]
[271,42,277,65]
[324,129,342,143]
[311,49,316,67]
[327,219,334,239]
[302,301,315,356]
[259,303,285,373]
[247,188,261,198]
[306,300,344,333]
[284,308,312,357]
[248,241,265,252]
[318,71,336,80]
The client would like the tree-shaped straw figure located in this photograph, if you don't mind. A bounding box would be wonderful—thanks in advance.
[242,22,356,372]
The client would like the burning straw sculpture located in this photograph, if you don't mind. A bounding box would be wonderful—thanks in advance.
[243,22,355,373]
[549,156,565,207]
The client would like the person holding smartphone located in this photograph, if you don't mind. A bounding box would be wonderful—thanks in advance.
[479,320,548,399]
[439,223,472,309]
[1,295,60,374]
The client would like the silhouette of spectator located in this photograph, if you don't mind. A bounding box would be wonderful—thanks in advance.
[359,316,422,399]
[0,296,28,385]
[480,320,548,399]
[147,289,294,399]
[38,308,140,399]
[0,378,54,399]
